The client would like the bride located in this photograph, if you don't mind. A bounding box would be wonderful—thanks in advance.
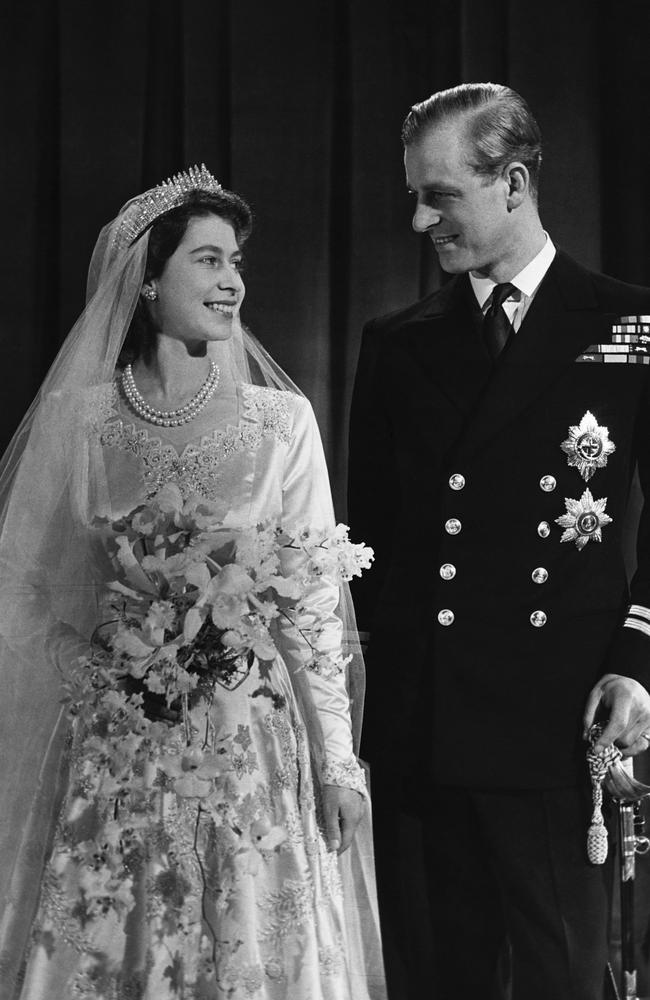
[0,167,385,1000]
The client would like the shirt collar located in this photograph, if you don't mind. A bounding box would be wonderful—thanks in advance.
[469,233,557,309]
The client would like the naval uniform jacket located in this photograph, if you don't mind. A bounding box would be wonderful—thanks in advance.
[349,249,650,790]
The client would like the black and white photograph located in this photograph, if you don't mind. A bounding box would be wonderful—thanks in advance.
[2,3,650,998]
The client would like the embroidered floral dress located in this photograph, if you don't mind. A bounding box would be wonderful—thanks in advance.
[19,382,369,1000]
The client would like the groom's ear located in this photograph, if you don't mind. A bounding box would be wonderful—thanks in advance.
[504,162,529,211]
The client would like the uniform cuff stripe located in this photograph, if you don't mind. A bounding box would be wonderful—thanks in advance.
[624,617,650,638]
[629,604,650,622]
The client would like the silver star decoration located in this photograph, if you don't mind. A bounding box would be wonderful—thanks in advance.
[555,489,612,550]
[560,410,615,481]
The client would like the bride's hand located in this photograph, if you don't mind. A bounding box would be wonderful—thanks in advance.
[46,621,93,672]
[322,785,365,854]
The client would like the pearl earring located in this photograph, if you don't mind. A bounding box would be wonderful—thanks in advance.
[142,286,158,301]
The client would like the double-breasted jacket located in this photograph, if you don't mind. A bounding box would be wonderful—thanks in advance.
[349,250,650,788]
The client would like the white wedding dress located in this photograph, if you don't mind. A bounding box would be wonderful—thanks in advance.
[17,381,382,1000]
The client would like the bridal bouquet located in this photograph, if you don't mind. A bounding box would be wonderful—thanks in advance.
[63,482,373,765]
[54,484,372,934]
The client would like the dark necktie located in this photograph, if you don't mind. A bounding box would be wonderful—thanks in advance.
[483,282,516,359]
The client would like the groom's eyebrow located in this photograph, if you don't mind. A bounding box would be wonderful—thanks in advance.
[415,182,462,196]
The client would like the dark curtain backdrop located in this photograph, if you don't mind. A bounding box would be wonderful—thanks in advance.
[3,0,650,990]
[5,0,650,511]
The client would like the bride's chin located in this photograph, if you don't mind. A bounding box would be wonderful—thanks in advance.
[203,319,237,343]
[209,326,236,342]
[182,329,235,356]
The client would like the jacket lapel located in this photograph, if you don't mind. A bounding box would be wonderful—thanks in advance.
[455,250,612,463]
[402,275,492,418]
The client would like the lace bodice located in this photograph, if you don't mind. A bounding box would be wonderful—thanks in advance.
[94,381,294,501]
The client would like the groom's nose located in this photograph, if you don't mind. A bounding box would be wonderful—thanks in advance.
[412,202,442,232]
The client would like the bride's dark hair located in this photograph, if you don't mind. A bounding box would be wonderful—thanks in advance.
[117,189,253,368]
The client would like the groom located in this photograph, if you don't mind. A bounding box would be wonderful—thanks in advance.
[349,82,650,1000]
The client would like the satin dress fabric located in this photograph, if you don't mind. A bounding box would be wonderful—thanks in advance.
[18,382,376,1000]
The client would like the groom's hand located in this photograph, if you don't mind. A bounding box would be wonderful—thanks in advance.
[583,672,650,755]
[322,784,365,854]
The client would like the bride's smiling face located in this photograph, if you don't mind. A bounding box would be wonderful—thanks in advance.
[145,214,246,346]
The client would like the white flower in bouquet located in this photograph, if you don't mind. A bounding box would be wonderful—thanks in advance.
[58,485,373,929]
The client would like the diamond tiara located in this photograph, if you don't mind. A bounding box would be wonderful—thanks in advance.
[113,164,224,250]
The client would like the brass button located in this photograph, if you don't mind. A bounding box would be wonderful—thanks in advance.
[540,475,557,493]
[530,610,547,627]
[532,567,548,584]
[449,473,466,491]
[438,609,455,626]
[439,563,456,581]
[537,521,551,538]
[445,518,462,535]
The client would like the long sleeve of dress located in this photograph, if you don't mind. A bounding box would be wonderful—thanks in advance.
[278,396,366,796]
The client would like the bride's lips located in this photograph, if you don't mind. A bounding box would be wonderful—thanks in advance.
[205,301,236,315]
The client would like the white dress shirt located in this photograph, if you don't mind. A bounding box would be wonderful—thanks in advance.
[469,233,557,333]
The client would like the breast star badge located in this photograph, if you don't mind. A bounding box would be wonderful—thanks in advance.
[555,489,612,550]
[560,411,615,481]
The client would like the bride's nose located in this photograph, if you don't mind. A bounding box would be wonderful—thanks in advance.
[219,263,244,292]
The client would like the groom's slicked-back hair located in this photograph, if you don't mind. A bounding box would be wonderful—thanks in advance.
[402,82,543,200]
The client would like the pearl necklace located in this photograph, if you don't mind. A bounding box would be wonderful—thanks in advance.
[122,361,220,427]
